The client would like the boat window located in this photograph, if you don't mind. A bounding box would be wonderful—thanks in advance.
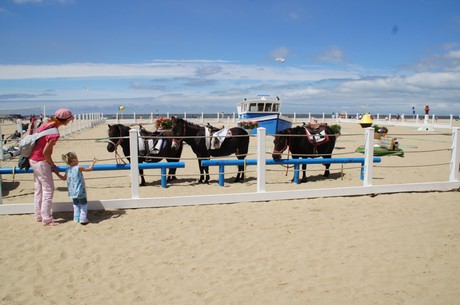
[258,104,264,111]
[273,104,279,112]
[249,103,257,112]
[264,103,272,111]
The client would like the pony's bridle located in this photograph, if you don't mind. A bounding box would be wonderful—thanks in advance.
[108,125,123,150]
[171,121,186,148]
[108,125,127,164]
[273,130,291,155]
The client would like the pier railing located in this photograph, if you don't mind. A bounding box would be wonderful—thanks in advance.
[106,112,455,130]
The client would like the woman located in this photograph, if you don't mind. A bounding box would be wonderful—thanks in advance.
[29,108,74,226]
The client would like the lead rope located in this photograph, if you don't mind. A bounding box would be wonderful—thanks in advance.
[115,148,127,164]
[285,149,291,176]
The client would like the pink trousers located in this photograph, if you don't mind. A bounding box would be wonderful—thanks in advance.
[30,159,55,224]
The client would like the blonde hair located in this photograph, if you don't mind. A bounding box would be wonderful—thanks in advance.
[62,152,77,165]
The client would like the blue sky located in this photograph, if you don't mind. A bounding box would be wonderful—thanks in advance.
[0,0,459,116]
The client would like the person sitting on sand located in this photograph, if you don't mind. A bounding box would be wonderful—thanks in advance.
[57,152,97,225]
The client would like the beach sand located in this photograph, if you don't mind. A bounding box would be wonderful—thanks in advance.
[1,119,460,304]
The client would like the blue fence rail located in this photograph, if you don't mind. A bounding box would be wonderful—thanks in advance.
[0,162,185,188]
[202,157,382,186]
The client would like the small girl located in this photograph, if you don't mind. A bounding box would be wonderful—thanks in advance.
[59,152,97,224]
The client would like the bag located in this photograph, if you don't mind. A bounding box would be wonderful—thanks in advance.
[17,155,31,171]
[18,128,59,157]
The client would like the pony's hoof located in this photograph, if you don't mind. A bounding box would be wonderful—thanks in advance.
[323,172,330,177]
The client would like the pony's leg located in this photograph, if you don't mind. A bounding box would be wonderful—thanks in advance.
[167,168,177,181]
[301,163,308,183]
[198,160,205,183]
[323,156,331,177]
[139,168,146,186]
[165,159,178,181]
[235,163,245,182]
[290,157,308,183]
[204,165,211,184]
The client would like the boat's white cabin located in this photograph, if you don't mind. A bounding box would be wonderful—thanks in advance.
[237,96,281,115]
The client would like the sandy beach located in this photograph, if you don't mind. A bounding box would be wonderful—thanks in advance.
[1,119,460,304]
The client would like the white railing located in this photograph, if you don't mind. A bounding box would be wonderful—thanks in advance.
[0,113,104,161]
[1,127,459,215]
[106,112,455,130]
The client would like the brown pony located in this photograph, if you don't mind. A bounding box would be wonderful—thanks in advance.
[171,118,249,184]
[272,124,337,183]
[107,124,183,186]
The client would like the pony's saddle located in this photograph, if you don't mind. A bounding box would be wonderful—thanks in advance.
[303,125,330,146]
[138,128,168,155]
[205,126,231,150]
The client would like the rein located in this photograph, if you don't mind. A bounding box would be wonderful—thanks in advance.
[273,130,291,155]
[108,125,128,164]
[172,120,187,147]
[273,130,293,175]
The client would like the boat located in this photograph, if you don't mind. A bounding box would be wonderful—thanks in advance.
[236,95,292,134]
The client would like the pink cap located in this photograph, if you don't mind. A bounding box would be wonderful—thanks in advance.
[54,108,74,120]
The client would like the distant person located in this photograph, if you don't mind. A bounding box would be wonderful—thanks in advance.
[58,152,97,225]
[28,115,39,135]
[29,108,74,226]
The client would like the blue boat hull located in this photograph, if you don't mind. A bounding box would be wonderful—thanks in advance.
[239,114,292,135]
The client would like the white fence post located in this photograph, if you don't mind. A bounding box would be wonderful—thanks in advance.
[363,127,375,187]
[449,128,460,182]
[0,124,2,204]
[0,124,3,161]
[129,129,140,199]
[256,127,266,193]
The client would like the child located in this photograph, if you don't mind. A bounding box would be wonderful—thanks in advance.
[58,152,97,224]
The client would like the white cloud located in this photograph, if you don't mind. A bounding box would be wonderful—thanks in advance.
[447,50,460,59]
[0,49,459,115]
[317,46,345,64]
[270,47,289,60]
[0,61,359,82]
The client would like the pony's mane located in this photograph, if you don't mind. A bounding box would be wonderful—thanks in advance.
[177,118,204,129]
[108,123,131,137]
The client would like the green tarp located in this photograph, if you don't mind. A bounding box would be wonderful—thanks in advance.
[355,145,404,157]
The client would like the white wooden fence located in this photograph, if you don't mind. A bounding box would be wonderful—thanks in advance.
[0,127,459,215]
[0,113,104,161]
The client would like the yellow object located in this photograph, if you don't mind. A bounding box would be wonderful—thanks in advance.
[119,105,125,111]
[359,113,373,128]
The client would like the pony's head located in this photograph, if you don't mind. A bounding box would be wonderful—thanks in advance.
[171,117,184,137]
[170,117,185,149]
[272,129,290,160]
[107,124,128,153]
